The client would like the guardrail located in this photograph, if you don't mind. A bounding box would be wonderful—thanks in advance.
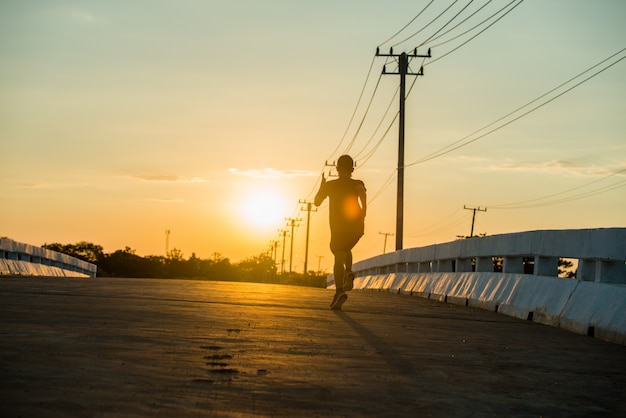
[0,238,97,278]
[353,228,626,283]
[342,228,626,345]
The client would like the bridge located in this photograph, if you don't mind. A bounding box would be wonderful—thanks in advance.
[347,228,626,345]
[0,238,97,278]
[1,228,625,416]
[1,277,625,417]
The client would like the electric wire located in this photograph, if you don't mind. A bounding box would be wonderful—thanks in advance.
[495,180,626,209]
[418,0,476,48]
[418,0,494,48]
[356,112,399,167]
[352,84,399,161]
[415,48,626,164]
[377,0,435,47]
[489,168,626,209]
[405,208,469,238]
[326,55,377,161]
[368,170,397,205]
[425,0,524,66]
[392,0,460,48]
[341,71,385,155]
[422,0,514,49]
[406,49,626,167]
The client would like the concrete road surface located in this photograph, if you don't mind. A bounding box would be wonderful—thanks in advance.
[1,277,625,417]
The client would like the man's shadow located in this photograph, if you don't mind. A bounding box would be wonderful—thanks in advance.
[332,310,420,383]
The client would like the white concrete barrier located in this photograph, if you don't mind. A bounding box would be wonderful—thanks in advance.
[0,239,96,278]
[336,228,626,345]
[348,271,626,345]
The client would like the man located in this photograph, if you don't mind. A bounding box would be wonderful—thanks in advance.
[314,155,366,310]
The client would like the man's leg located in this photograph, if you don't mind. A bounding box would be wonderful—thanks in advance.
[346,250,353,273]
[343,250,355,291]
[333,250,347,293]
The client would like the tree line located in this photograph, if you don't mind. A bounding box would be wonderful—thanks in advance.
[42,241,327,287]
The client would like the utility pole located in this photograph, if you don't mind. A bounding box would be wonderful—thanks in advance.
[278,229,288,275]
[165,229,171,255]
[376,47,431,251]
[299,200,317,275]
[285,217,300,273]
[268,240,278,277]
[464,205,487,238]
[379,231,394,254]
[316,255,324,275]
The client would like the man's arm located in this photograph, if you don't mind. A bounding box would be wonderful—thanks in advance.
[314,173,327,207]
[358,182,367,218]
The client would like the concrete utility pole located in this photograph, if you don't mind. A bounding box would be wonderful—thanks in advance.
[285,217,301,273]
[316,255,324,275]
[464,205,487,238]
[379,231,394,254]
[268,240,278,277]
[376,47,431,251]
[299,200,317,275]
[278,229,288,275]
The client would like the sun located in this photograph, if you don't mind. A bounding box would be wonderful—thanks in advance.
[240,189,288,232]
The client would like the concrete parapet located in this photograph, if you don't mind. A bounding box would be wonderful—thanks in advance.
[353,228,626,284]
[0,238,97,277]
[346,270,625,345]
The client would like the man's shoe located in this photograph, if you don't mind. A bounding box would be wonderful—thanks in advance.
[344,271,355,291]
[331,292,348,310]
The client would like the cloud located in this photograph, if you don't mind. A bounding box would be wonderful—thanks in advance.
[132,175,210,183]
[147,198,184,203]
[499,160,584,170]
[67,9,104,25]
[484,159,624,177]
[228,168,316,179]
[12,181,47,189]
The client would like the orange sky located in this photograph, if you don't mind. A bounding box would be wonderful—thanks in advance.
[1,1,625,273]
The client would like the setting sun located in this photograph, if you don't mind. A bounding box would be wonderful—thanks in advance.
[239,189,289,233]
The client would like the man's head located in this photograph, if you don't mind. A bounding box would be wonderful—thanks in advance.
[336,155,354,176]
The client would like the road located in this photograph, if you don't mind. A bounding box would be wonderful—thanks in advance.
[1,277,625,417]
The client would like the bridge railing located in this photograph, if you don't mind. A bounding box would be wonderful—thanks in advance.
[0,238,97,278]
[353,228,626,284]
[346,228,626,344]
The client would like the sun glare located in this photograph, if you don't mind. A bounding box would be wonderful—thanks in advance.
[240,189,288,232]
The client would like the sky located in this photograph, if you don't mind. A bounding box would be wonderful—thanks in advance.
[1,0,625,273]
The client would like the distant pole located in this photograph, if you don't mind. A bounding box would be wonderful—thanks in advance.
[279,229,288,275]
[316,255,324,274]
[165,229,171,255]
[299,200,317,275]
[376,47,431,251]
[285,217,301,273]
[379,231,394,254]
[464,206,487,237]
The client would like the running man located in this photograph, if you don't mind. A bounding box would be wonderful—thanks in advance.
[314,155,366,310]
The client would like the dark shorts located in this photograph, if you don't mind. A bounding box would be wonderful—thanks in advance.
[330,220,364,253]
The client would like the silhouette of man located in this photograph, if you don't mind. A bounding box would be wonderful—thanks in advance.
[314,155,366,310]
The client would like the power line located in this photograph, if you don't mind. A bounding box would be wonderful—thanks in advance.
[327,56,377,161]
[377,0,435,47]
[416,0,477,48]
[392,0,461,48]
[423,0,516,50]
[489,168,626,210]
[418,0,495,48]
[425,0,525,66]
[341,72,385,155]
[406,48,626,168]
